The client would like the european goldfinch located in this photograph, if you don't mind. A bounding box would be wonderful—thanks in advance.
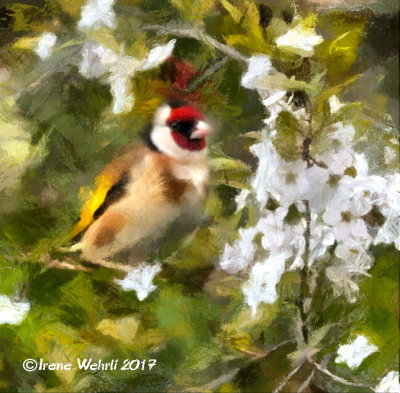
[67,99,213,271]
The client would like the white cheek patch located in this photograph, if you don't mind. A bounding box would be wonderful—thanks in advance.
[151,125,206,161]
[151,104,207,161]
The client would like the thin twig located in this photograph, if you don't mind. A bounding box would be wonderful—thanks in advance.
[188,56,228,91]
[313,362,372,389]
[85,258,134,273]
[38,255,94,272]
[143,24,248,63]
[264,339,294,355]
[37,253,132,273]
[272,363,303,393]
[298,369,315,393]
[302,138,327,169]
[44,260,94,272]
[296,199,311,343]
[200,368,240,391]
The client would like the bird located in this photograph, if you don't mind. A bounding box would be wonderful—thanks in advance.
[64,99,213,272]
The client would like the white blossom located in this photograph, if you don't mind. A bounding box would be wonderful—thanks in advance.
[78,0,116,31]
[262,90,287,107]
[329,95,346,113]
[374,371,400,393]
[323,197,370,242]
[138,39,176,71]
[309,223,335,265]
[318,148,355,176]
[79,42,120,78]
[347,178,386,217]
[219,226,258,274]
[276,24,323,57]
[35,32,57,60]
[79,40,175,114]
[114,263,162,301]
[0,295,30,325]
[79,43,137,114]
[275,160,310,207]
[241,55,287,106]
[249,138,280,207]
[374,208,400,250]
[335,239,373,275]
[235,189,251,212]
[109,77,134,114]
[335,335,378,369]
[326,264,360,303]
[241,55,279,90]
[385,146,399,165]
[302,149,360,213]
[242,251,291,316]
[257,207,288,252]
[302,165,330,212]
[262,100,285,127]
[250,139,311,208]
[288,220,334,270]
[330,121,355,146]
[378,174,400,213]
[219,27,399,325]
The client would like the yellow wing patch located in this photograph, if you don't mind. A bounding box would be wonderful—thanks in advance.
[68,173,116,241]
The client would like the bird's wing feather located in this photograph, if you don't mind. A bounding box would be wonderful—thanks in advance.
[68,144,148,242]
[92,171,130,220]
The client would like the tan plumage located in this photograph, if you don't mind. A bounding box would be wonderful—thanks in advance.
[67,100,212,271]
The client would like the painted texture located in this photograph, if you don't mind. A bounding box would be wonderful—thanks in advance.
[0,0,398,392]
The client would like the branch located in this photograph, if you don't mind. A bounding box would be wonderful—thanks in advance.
[37,253,133,273]
[188,56,228,91]
[302,138,327,169]
[264,339,294,356]
[296,199,311,343]
[38,255,94,272]
[86,258,134,273]
[200,368,240,392]
[241,339,295,360]
[298,370,315,393]
[313,362,372,389]
[143,24,248,63]
[272,363,303,393]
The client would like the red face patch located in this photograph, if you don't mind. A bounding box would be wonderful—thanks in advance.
[171,132,206,151]
[167,106,204,123]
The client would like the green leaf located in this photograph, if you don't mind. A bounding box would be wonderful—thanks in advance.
[316,74,362,103]
[273,111,301,160]
[210,157,249,171]
[316,13,366,83]
[220,0,243,23]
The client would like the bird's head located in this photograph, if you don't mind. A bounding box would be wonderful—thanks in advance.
[149,99,213,160]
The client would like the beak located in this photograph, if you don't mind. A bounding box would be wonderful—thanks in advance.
[190,121,213,139]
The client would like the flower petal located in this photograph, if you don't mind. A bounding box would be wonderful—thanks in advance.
[335,335,378,369]
[114,263,162,301]
[139,39,176,71]
[78,0,116,30]
[0,295,30,325]
[276,24,323,57]
[242,251,291,316]
[35,32,57,60]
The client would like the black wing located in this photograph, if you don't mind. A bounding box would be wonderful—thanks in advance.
[93,171,131,220]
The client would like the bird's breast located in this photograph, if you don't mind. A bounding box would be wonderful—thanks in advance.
[171,161,209,202]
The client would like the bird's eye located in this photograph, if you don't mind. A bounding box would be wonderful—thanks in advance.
[170,121,178,129]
